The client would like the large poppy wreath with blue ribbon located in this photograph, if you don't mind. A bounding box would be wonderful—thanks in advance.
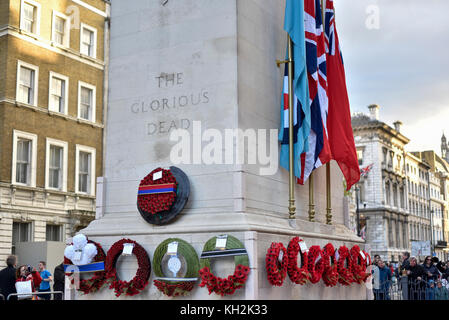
[137,166,190,225]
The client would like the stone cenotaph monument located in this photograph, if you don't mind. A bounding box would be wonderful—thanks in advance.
[78,0,366,300]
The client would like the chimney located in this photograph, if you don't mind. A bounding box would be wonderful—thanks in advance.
[368,104,380,120]
[393,121,402,133]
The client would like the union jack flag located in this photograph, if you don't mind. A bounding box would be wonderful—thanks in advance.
[360,163,374,177]
[325,0,338,57]
[298,0,331,185]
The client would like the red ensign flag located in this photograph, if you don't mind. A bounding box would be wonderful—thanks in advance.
[325,0,360,190]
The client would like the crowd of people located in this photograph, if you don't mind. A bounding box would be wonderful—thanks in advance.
[0,255,65,300]
[371,252,449,300]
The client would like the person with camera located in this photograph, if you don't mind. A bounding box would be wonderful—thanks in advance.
[15,265,42,300]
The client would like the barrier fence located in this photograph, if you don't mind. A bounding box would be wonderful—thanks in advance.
[7,291,64,300]
[372,277,448,300]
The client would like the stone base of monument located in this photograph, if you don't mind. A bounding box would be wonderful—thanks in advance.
[74,207,366,300]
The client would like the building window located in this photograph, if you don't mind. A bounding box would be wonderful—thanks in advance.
[400,186,405,208]
[12,130,37,187]
[393,184,398,207]
[75,145,96,195]
[78,81,96,122]
[20,0,41,35]
[385,181,391,205]
[46,224,62,241]
[49,72,69,114]
[52,11,70,47]
[45,138,68,191]
[80,23,97,58]
[388,219,394,247]
[357,149,363,165]
[396,221,401,248]
[49,146,62,188]
[16,139,31,184]
[16,60,39,106]
[12,222,32,254]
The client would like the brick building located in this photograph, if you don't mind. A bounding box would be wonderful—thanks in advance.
[0,0,110,268]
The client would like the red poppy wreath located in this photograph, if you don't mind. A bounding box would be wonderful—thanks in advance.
[105,238,151,297]
[336,245,353,286]
[349,245,370,284]
[286,237,311,285]
[137,166,190,226]
[307,245,325,284]
[265,242,288,286]
[321,243,339,287]
[137,168,178,215]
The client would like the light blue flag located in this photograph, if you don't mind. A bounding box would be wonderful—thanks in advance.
[279,0,311,179]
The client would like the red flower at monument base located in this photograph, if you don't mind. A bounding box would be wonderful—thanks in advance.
[153,280,195,297]
[321,243,339,287]
[104,238,151,297]
[286,237,311,285]
[198,264,250,296]
[337,245,354,286]
[265,242,289,286]
[349,245,371,284]
[307,245,325,284]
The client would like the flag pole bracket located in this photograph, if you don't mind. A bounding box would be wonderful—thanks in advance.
[276,59,292,68]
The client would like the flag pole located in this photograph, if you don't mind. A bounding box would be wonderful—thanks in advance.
[326,162,332,224]
[308,173,315,221]
[287,35,296,220]
[322,0,332,225]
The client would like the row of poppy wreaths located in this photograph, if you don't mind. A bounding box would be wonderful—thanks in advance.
[64,238,151,297]
[265,237,371,287]
[64,236,251,298]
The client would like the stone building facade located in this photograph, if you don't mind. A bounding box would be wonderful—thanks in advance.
[0,0,110,267]
[404,152,432,251]
[352,105,410,263]
[352,106,449,262]
[418,151,449,260]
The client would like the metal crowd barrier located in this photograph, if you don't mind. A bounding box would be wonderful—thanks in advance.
[373,278,449,300]
[0,293,4,300]
[7,291,64,300]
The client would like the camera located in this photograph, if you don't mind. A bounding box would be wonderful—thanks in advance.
[27,265,32,273]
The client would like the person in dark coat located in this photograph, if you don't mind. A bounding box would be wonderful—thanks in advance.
[0,255,17,301]
[372,260,392,300]
[398,252,410,276]
[436,261,449,281]
[53,263,65,300]
[407,257,426,300]
[422,256,439,282]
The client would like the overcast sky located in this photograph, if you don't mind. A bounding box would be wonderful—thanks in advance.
[333,0,449,154]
